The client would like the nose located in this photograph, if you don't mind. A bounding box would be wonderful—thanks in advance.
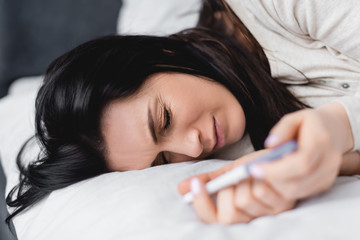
[166,127,203,158]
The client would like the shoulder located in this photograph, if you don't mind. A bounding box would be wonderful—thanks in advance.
[227,0,360,34]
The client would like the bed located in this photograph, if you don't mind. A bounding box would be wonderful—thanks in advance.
[1,1,360,239]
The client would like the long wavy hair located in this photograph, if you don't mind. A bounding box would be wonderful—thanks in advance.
[6,1,307,224]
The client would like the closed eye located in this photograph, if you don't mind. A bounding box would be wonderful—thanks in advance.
[158,96,172,134]
[163,107,171,130]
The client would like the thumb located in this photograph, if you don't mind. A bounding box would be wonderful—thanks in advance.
[190,178,218,223]
[265,112,304,148]
[178,174,212,195]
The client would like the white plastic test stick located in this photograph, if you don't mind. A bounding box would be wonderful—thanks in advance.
[183,140,297,203]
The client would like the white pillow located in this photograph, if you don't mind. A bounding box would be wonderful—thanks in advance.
[0,76,42,195]
[1,78,360,240]
[117,0,201,35]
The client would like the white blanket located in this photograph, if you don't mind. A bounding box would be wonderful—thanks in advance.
[1,77,360,240]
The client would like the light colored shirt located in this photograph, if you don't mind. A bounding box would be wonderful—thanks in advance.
[227,0,360,151]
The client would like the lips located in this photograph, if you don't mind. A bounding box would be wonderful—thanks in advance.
[214,117,225,150]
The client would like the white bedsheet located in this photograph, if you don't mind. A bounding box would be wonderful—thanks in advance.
[1,77,360,240]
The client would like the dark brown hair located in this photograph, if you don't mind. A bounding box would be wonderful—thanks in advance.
[198,0,270,72]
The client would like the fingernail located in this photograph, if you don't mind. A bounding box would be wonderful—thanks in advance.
[264,135,281,147]
[190,178,202,195]
[249,165,264,179]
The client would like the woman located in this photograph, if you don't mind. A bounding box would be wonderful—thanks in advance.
[6,0,360,225]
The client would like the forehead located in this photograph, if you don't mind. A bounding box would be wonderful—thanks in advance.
[101,87,156,171]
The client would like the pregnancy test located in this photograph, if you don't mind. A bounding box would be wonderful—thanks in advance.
[183,140,297,203]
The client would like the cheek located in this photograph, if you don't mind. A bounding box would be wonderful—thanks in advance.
[227,103,246,142]
[173,98,207,124]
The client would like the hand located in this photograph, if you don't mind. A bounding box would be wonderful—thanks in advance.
[178,151,296,224]
[178,102,355,224]
[249,102,354,200]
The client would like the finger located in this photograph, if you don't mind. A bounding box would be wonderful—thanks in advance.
[233,179,272,217]
[275,153,340,199]
[259,110,333,182]
[264,112,305,148]
[216,187,252,224]
[250,139,322,182]
[178,173,213,195]
[254,150,333,200]
[190,178,217,224]
[251,179,295,213]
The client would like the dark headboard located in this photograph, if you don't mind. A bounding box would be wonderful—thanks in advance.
[0,0,123,98]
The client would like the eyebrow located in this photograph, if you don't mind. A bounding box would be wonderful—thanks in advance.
[148,107,158,144]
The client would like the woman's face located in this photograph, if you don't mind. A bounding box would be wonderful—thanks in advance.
[101,72,246,171]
